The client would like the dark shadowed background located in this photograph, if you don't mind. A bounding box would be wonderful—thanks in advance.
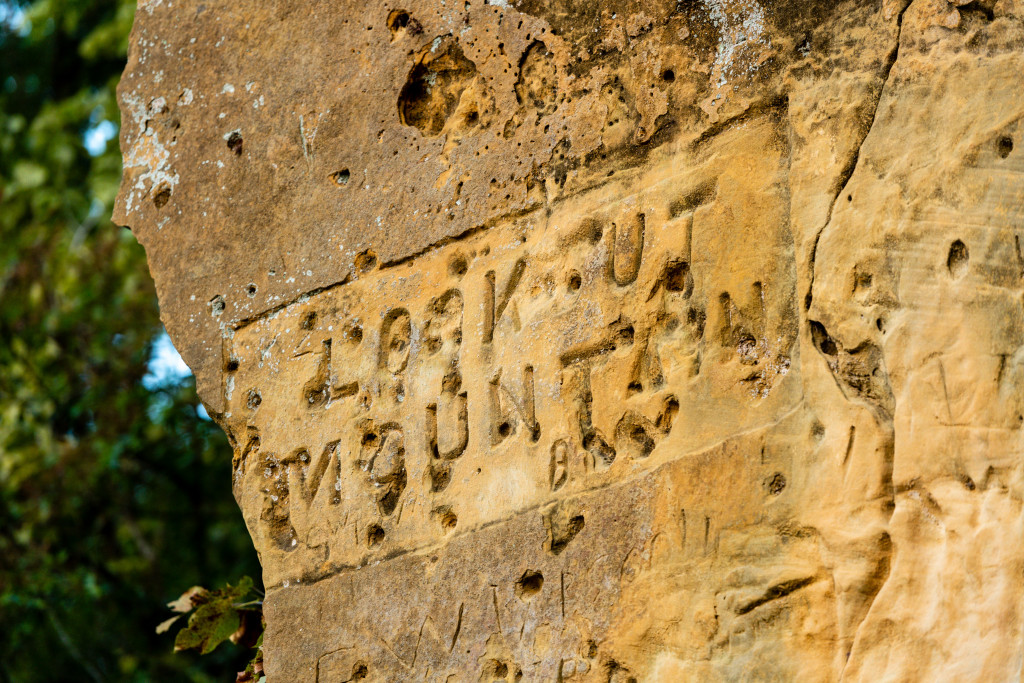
[0,1,262,680]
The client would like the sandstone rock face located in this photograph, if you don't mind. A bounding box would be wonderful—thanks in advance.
[115,0,1024,680]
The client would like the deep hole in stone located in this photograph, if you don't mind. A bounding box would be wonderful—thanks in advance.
[661,68,675,82]
[567,271,582,292]
[246,283,257,297]
[997,135,1014,159]
[435,507,458,533]
[449,254,469,277]
[225,358,239,372]
[355,250,378,273]
[226,131,243,155]
[809,321,838,357]
[378,486,402,516]
[153,184,171,209]
[332,169,351,186]
[549,514,585,555]
[664,260,690,293]
[388,9,409,30]
[367,524,385,547]
[398,39,478,136]
[515,570,544,600]
[617,324,634,345]
[947,239,969,279]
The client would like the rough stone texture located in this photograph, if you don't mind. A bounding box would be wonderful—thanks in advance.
[115,0,1024,680]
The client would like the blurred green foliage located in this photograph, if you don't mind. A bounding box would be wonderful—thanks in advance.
[0,1,262,681]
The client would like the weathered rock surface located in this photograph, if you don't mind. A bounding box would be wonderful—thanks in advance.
[115,0,1024,679]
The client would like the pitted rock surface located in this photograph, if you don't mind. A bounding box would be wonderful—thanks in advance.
[116,0,1024,680]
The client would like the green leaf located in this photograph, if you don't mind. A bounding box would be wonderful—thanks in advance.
[169,577,256,655]
[173,601,240,655]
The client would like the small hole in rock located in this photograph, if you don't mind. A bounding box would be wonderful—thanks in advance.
[209,295,225,317]
[247,389,262,410]
[665,261,690,293]
[246,284,257,297]
[809,321,838,356]
[332,169,351,186]
[947,239,969,279]
[355,250,378,273]
[997,136,1013,159]
[225,359,239,372]
[153,184,171,209]
[435,507,458,533]
[387,9,410,34]
[367,524,385,547]
[767,472,786,495]
[498,422,511,438]
[226,131,243,155]
[514,570,544,600]
[661,68,675,82]
[301,312,317,330]
[449,255,468,277]
[567,271,582,292]
[351,663,368,680]
[617,324,635,345]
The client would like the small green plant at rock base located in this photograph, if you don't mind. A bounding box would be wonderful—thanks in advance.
[158,577,266,682]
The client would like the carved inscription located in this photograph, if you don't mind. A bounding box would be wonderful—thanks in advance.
[224,125,798,585]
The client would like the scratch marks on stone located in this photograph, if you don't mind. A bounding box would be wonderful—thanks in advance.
[299,112,326,163]
[560,571,566,619]
[233,275,351,331]
[735,576,816,615]
[491,585,503,635]
[314,645,355,683]
[370,628,413,671]
[936,357,955,424]
[449,603,464,653]
[842,425,856,471]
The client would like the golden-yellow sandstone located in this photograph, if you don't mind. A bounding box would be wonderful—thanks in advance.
[115,0,1024,679]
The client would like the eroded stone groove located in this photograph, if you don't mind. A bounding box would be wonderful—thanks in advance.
[117,0,1024,679]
